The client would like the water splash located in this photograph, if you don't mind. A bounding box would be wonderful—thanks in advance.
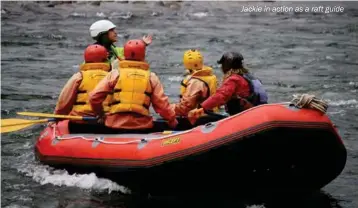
[96,12,106,17]
[110,11,133,20]
[328,99,358,107]
[192,12,209,18]
[328,109,346,115]
[17,163,131,194]
[349,81,358,89]
[168,76,183,82]
[70,12,86,17]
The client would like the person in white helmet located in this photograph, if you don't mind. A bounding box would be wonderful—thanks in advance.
[89,19,152,65]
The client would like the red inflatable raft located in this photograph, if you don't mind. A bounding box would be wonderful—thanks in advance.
[35,103,347,194]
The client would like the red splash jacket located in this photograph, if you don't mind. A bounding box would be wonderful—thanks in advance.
[201,74,250,111]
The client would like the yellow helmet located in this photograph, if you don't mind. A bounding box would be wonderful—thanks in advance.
[183,49,203,71]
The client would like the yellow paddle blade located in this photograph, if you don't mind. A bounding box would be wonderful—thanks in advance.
[0,119,49,133]
[17,112,84,120]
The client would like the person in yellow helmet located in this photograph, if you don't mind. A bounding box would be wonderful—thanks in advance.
[173,49,218,116]
[172,49,221,129]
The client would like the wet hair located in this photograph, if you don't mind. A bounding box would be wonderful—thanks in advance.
[222,68,249,80]
[217,52,249,79]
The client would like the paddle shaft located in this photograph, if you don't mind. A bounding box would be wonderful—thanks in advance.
[0,118,56,133]
[1,118,56,127]
[17,112,97,121]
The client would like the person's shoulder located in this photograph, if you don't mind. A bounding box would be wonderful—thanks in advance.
[203,65,213,71]
[72,72,83,79]
[225,74,247,86]
[149,71,159,78]
[65,72,83,84]
[228,73,242,80]
[189,77,205,85]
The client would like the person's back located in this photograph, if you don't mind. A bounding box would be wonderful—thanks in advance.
[54,44,111,118]
[89,39,178,133]
[71,45,112,117]
[174,49,218,117]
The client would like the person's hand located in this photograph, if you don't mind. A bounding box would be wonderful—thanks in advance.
[142,34,153,46]
[188,108,205,125]
[183,69,191,76]
[168,118,178,129]
[96,115,105,124]
[47,121,56,127]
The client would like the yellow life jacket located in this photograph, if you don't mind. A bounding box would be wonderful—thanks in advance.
[109,60,152,116]
[180,66,219,112]
[72,63,112,114]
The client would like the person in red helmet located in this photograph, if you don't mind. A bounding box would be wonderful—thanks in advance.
[54,44,112,121]
[89,39,178,133]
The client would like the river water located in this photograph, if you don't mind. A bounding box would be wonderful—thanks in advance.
[1,1,358,208]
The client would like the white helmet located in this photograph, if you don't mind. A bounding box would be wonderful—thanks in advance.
[89,20,116,40]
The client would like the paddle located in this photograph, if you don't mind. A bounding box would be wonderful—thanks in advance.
[1,112,98,134]
[17,112,97,121]
[0,118,55,133]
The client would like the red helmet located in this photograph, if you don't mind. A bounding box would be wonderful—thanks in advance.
[84,44,108,63]
[124,39,146,61]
